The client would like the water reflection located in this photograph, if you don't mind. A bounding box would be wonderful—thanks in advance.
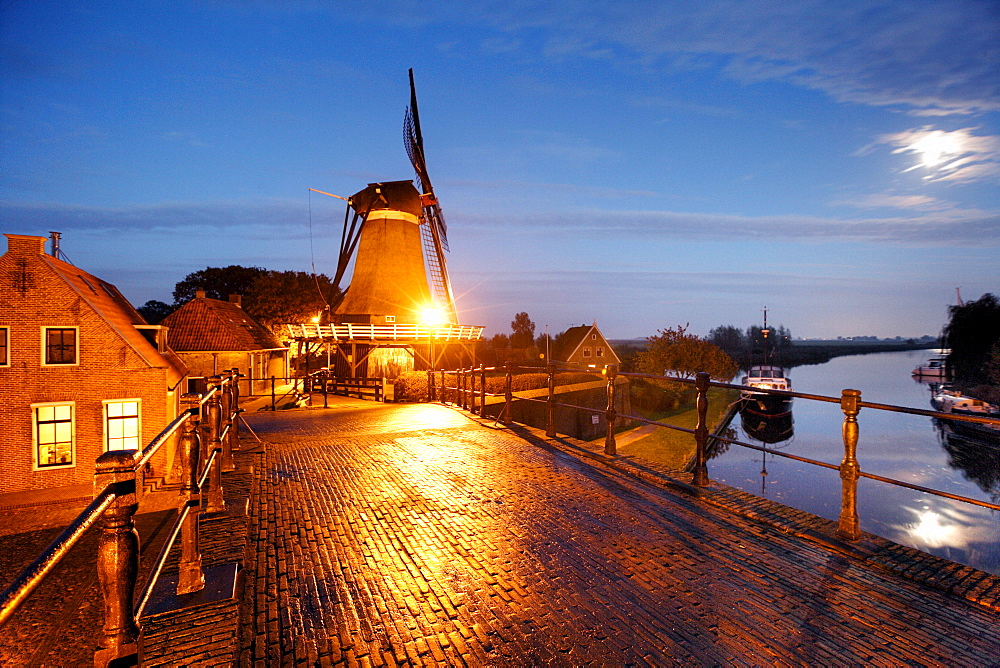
[934,421,1000,504]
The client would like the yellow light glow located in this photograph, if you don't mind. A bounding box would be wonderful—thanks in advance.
[420,307,445,326]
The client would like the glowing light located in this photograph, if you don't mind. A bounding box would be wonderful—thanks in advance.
[908,509,959,548]
[420,306,446,326]
[909,131,963,168]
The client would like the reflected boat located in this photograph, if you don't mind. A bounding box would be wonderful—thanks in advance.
[740,406,794,445]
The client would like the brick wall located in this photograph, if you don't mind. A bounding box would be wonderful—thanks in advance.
[0,236,180,495]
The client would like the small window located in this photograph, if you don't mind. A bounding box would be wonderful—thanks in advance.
[0,327,8,367]
[34,403,75,468]
[385,315,396,323]
[583,347,592,358]
[596,346,605,358]
[43,327,77,365]
[591,333,597,340]
[105,400,141,451]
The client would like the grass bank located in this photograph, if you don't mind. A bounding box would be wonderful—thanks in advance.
[594,387,740,469]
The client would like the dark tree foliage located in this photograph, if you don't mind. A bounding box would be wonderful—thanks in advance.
[638,324,738,381]
[944,293,1000,384]
[510,312,536,349]
[746,324,792,355]
[137,300,175,324]
[172,265,267,305]
[246,271,340,329]
[708,325,745,354]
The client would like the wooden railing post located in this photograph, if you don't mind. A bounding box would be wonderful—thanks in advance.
[838,389,862,541]
[322,368,329,408]
[693,372,711,487]
[270,376,276,411]
[220,372,235,472]
[546,362,556,438]
[480,364,487,416]
[460,367,468,410]
[469,367,477,414]
[503,362,513,425]
[440,369,446,404]
[177,397,205,595]
[205,379,226,514]
[93,450,141,667]
[427,367,435,402]
[229,369,241,449]
[604,364,618,455]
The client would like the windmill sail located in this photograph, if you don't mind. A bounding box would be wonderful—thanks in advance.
[404,68,457,323]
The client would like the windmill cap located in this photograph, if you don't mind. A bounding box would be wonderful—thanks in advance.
[350,181,422,217]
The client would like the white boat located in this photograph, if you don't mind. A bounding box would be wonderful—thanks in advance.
[741,364,793,415]
[913,355,948,379]
[931,389,1000,441]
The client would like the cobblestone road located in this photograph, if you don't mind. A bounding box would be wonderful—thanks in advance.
[239,402,1000,666]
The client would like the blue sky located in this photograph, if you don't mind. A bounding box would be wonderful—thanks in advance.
[2,1,998,339]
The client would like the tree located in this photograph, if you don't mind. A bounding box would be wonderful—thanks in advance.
[510,312,536,349]
[245,270,340,330]
[137,300,175,324]
[944,293,1000,384]
[172,265,267,305]
[637,324,737,381]
[708,325,745,354]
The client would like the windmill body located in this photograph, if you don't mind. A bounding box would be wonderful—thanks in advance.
[334,181,435,325]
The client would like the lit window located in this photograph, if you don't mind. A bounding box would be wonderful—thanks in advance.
[385,315,396,323]
[0,327,8,366]
[105,400,141,451]
[583,347,592,358]
[34,403,75,468]
[596,346,604,357]
[44,327,77,365]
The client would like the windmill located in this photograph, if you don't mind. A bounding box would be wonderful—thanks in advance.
[330,69,457,326]
[290,70,481,379]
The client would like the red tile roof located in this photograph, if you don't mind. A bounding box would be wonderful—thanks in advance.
[162,297,284,352]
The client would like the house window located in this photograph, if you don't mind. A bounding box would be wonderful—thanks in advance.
[105,400,141,451]
[0,326,8,366]
[591,333,597,340]
[385,315,396,323]
[34,403,75,468]
[43,327,77,365]
[596,346,605,358]
[583,347,592,358]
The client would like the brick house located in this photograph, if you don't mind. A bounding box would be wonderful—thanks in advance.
[160,291,288,395]
[0,234,188,497]
[552,323,621,367]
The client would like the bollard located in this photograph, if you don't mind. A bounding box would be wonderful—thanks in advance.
[230,370,241,448]
[270,376,276,411]
[604,364,618,455]
[546,362,556,438]
[469,367,477,414]
[838,389,862,541]
[177,399,205,595]
[440,369,446,405]
[427,367,435,402]
[693,372,711,487]
[503,362,513,425]
[322,369,329,409]
[93,450,141,667]
[205,380,226,514]
[460,367,468,410]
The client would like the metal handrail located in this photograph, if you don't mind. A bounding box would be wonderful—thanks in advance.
[0,487,116,625]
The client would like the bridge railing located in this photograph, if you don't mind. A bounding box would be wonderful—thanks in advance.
[431,363,1000,542]
[0,370,243,667]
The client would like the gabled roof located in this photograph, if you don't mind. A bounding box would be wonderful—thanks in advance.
[162,296,285,352]
[552,322,621,365]
[2,234,188,386]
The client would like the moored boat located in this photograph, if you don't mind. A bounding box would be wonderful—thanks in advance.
[740,309,793,416]
[912,354,948,380]
[931,388,1000,441]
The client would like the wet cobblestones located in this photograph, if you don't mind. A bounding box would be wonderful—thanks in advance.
[238,402,1000,666]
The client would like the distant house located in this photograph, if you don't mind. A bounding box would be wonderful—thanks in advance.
[161,291,288,395]
[0,234,188,498]
[551,323,621,367]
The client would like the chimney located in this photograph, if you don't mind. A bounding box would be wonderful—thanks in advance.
[228,294,242,307]
[49,231,61,257]
[3,234,47,256]
[195,289,207,299]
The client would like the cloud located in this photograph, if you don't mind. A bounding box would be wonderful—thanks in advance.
[869,126,1000,183]
[455,1,1000,116]
[831,193,947,211]
[5,197,997,248]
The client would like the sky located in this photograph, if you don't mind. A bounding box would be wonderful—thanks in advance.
[2,1,998,340]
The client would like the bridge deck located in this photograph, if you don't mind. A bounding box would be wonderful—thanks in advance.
[237,401,1000,666]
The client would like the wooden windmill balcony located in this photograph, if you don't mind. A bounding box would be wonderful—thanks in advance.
[284,323,484,342]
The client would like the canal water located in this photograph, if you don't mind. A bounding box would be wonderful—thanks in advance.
[709,349,1000,576]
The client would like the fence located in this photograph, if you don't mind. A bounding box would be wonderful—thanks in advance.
[0,370,243,667]
[430,362,1000,542]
